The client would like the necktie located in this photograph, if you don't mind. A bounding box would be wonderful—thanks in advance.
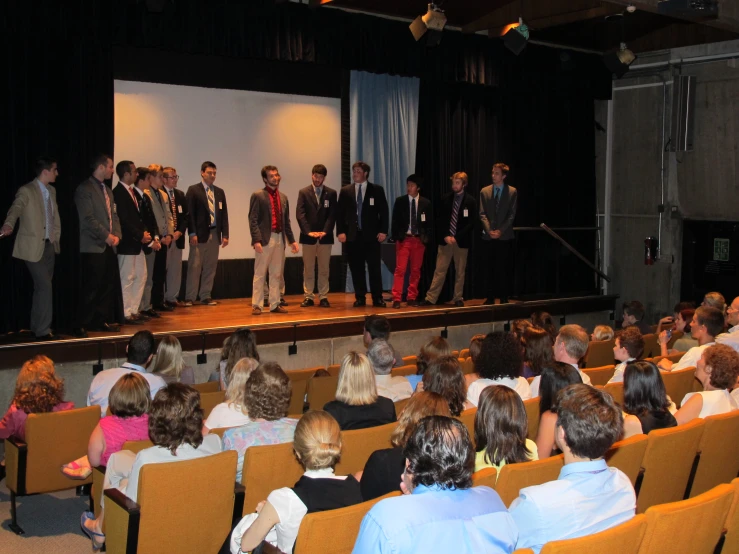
[45,190,53,239]
[450,196,460,236]
[169,190,177,227]
[315,188,321,206]
[129,185,139,210]
[410,197,417,235]
[206,187,215,226]
[494,187,501,209]
[357,184,363,230]
[100,183,112,233]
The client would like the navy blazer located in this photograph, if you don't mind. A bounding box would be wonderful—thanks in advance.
[336,182,389,242]
[435,191,477,248]
[186,182,229,244]
[391,194,432,245]
[113,183,146,256]
[296,184,337,245]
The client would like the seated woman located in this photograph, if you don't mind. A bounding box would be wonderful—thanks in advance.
[621,361,677,438]
[675,344,739,425]
[150,335,195,385]
[323,352,396,431]
[407,337,452,391]
[474,385,538,473]
[463,334,486,389]
[81,383,221,550]
[522,326,555,379]
[209,328,260,389]
[422,356,472,416]
[203,357,259,434]
[63,372,151,479]
[534,362,582,458]
[466,332,531,406]
[223,362,298,482]
[591,325,615,342]
[231,410,364,554]
[658,308,697,356]
[531,311,557,344]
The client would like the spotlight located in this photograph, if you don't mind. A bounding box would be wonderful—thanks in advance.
[409,3,447,46]
[603,42,637,78]
[502,18,529,56]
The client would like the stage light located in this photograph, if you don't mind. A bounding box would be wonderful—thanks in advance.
[603,42,637,78]
[502,18,529,56]
[409,3,447,46]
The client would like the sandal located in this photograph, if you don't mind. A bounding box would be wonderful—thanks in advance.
[80,511,105,551]
[62,461,92,480]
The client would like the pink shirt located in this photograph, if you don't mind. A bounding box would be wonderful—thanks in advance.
[0,401,75,442]
[99,414,150,465]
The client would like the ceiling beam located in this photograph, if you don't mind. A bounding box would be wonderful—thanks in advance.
[601,0,739,33]
[488,5,624,36]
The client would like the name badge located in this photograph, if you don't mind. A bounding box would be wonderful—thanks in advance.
[369,198,375,206]
[421,213,426,222]
[463,209,469,218]
[219,201,223,209]
[324,199,329,208]
[113,203,117,214]
[178,205,183,213]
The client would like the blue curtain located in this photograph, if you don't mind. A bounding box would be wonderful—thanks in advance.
[348,70,420,292]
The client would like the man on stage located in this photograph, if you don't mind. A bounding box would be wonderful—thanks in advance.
[390,174,431,309]
[420,172,476,307]
[162,166,188,308]
[1,157,61,339]
[480,162,517,304]
[337,161,388,308]
[185,161,229,307]
[74,154,123,335]
[249,165,298,315]
[296,164,337,308]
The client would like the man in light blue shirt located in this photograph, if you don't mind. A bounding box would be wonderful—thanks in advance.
[353,416,517,554]
[509,384,636,553]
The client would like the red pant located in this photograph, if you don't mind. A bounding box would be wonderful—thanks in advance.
[392,236,425,302]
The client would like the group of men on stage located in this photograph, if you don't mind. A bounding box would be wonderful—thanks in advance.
[2,154,517,338]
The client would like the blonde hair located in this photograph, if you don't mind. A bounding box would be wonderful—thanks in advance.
[151,336,186,379]
[335,352,378,406]
[293,410,342,470]
[147,163,163,175]
[592,325,615,341]
[450,172,468,186]
[225,357,259,415]
[391,391,451,447]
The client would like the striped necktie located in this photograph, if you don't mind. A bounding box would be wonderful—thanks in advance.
[450,196,460,236]
[44,189,53,239]
[206,186,215,226]
[168,189,177,227]
[100,183,112,232]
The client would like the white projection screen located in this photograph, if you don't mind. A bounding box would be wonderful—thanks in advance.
[113,80,342,259]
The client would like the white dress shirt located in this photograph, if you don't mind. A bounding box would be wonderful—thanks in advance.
[716,325,739,353]
[467,376,532,406]
[671,342,715,371]
[375,374,413,402]
[607,358,636,384]
[87,363,167,415]
[529,364,592,398]
[204,402,250,430]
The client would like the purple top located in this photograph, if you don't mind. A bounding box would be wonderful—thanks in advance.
[0,401,75,441]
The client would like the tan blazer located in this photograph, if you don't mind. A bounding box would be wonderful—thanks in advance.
[3,180,61,262]
[144,187,174,239]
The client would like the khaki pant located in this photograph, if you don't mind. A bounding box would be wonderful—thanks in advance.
[118,253,146,317]
[186,228,220,302]
[252,233,284,309]
[302,243,332,300]
[425,243,468,303]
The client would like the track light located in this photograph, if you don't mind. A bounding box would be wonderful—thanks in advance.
[502,17,529,56]
[603,42,637,78]
[409,3,447,46]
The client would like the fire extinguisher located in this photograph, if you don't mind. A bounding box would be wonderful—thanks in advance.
[644,237,658,265]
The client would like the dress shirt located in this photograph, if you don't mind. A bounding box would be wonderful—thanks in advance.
[37,179,52,239]
[312,185,323,204]
[717,325,739,353]
[493,185,503,201]
[509,459,636,554]
[607,358,636,384]
[203,181,217,228]
[353,484,518,554]
[671,342,715,371]
[87,362,167,415]
[529,364,592,398]
[407,194,419,234]
[467,376,532,406]
[375,374,413,402]
[355,181,367,204]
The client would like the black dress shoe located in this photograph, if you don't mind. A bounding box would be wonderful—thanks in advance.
[142,309,161,318]
[454,300,465,307]
[155,303,175,312]
[73,327,88,338]
[90,322,121,332]
[483,299,495,306]
[301,299,314,307]
[319,298,330,308]
[418,300,433,306]
[408,300,420,307]
[124,317,144,325]
[353,299,367,307]
[200,298,218,306]
[135,313,151,322]
[36,333,58,341]
[392,301,401,309]
[280,299,288,307]
[271,306,288,314]
[373,300,387,308]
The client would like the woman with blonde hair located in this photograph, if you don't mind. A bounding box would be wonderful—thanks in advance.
[151,335,195,384]
[359,391,451,500]
[203,357,259,433]
[323,352,396,430]
[231,410,363,554]
[591,325,615,342]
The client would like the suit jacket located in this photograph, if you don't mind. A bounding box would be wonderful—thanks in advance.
[435,191,477,248]
[391,194,432,245]
[75,177,122,254]
[295,185,337,245]
[164,186,188,249]
[145,187,174,240]
[135,187,160,256]
[249,188,296,247]
[113,183,146,256]
[3,180,61,262]
[186,182,228,244]
[336,182,389,243]
[479,183,517,241]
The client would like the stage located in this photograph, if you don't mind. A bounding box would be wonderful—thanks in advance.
[0,293,618,370]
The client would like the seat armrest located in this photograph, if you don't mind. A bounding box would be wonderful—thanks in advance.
[233,482,245,526]
[5,437,28,494]
[104,488,141,554]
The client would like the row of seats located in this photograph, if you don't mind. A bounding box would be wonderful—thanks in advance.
[582,332,685,368]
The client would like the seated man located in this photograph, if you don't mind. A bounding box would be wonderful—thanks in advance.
[87,330,166,414]
[353,415,517,554]
[621,300,652,335]
[608,327,645,384]
[659,306,723,372]
[529,325,592,397]
[368,339,412,402]
[363,314,401,366]
[509,384,635,553]
[716,296,739,353]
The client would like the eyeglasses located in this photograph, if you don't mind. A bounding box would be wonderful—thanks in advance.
[164,175,179,180]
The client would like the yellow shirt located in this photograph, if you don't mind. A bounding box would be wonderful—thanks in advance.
[475,439,539,474]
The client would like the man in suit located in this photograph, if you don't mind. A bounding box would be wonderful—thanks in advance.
[420,172,477,307]
[74,154,123,335]
[249,165,298,315]
[480,162,517,304]
[337,161,389,308]
[185,161,229,306]
[296,164,337,308]
[112,161,151,325]
[162,166,188,308]
[390,174,432,309]
[1,157,61,339]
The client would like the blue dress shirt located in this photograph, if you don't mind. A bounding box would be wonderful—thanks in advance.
[509,459,636,553]
[87,362,167,415]
[353,484,518,554]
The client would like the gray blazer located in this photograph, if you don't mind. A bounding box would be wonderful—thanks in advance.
[248,188,296,247]
[479,183,517,242]
[144,186,174,239]
[4,180,61,262]
[75,177,122,253]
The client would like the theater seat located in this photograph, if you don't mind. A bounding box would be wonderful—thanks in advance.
[199,390,226,419]
[540,514,647,554]
[471,467,498,488]
[495,454,565,507]
[661,367,697,408]
[582,365,616,386]
[687,411,739,498]
[457,408,476,439]
[722,478,739,554]
[306,374,339,410]
[605,435,648,487]
[191,381,219,393]
[391,364,417,377]
[334,422,397,475]
[523,398,540,441]
[241,441,304,516]
[604,381,624,406]
[93,440,154,519]
[583,339,615,368]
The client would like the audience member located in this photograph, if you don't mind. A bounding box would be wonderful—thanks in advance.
[360,392,451,501]
[531,311,557,343]
[656,301,695,333]
[659,307,697,355]
[87,331,166,415]
[150,335,195,385]
[323,352,396,430]
[209,334,233,384]
[716,296,739,353]
[529,325,592,397]
[674,344,739,424]
[81,383,221,549]
[510,384,635,553]
[467,331,531,405]
[658,306,723,372]
[474,385,538,474]
[223,362,297,482]
[702,291,726,313]
[363,315,401,366]
[367,339,413,401]
[511,319,533,344]
[523,326,555,379]
[607,327,645,384]
[464,333,486,388]
[421,355,472,416]
[621,300,651,334]
[353,416,517,554]
[218,328,260,389]
[591,325,614,342]
[622,361,676,438]
[534,362,583,458]
[203,357,259,433]
[408,336,452,390]
[231,410,363,554]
